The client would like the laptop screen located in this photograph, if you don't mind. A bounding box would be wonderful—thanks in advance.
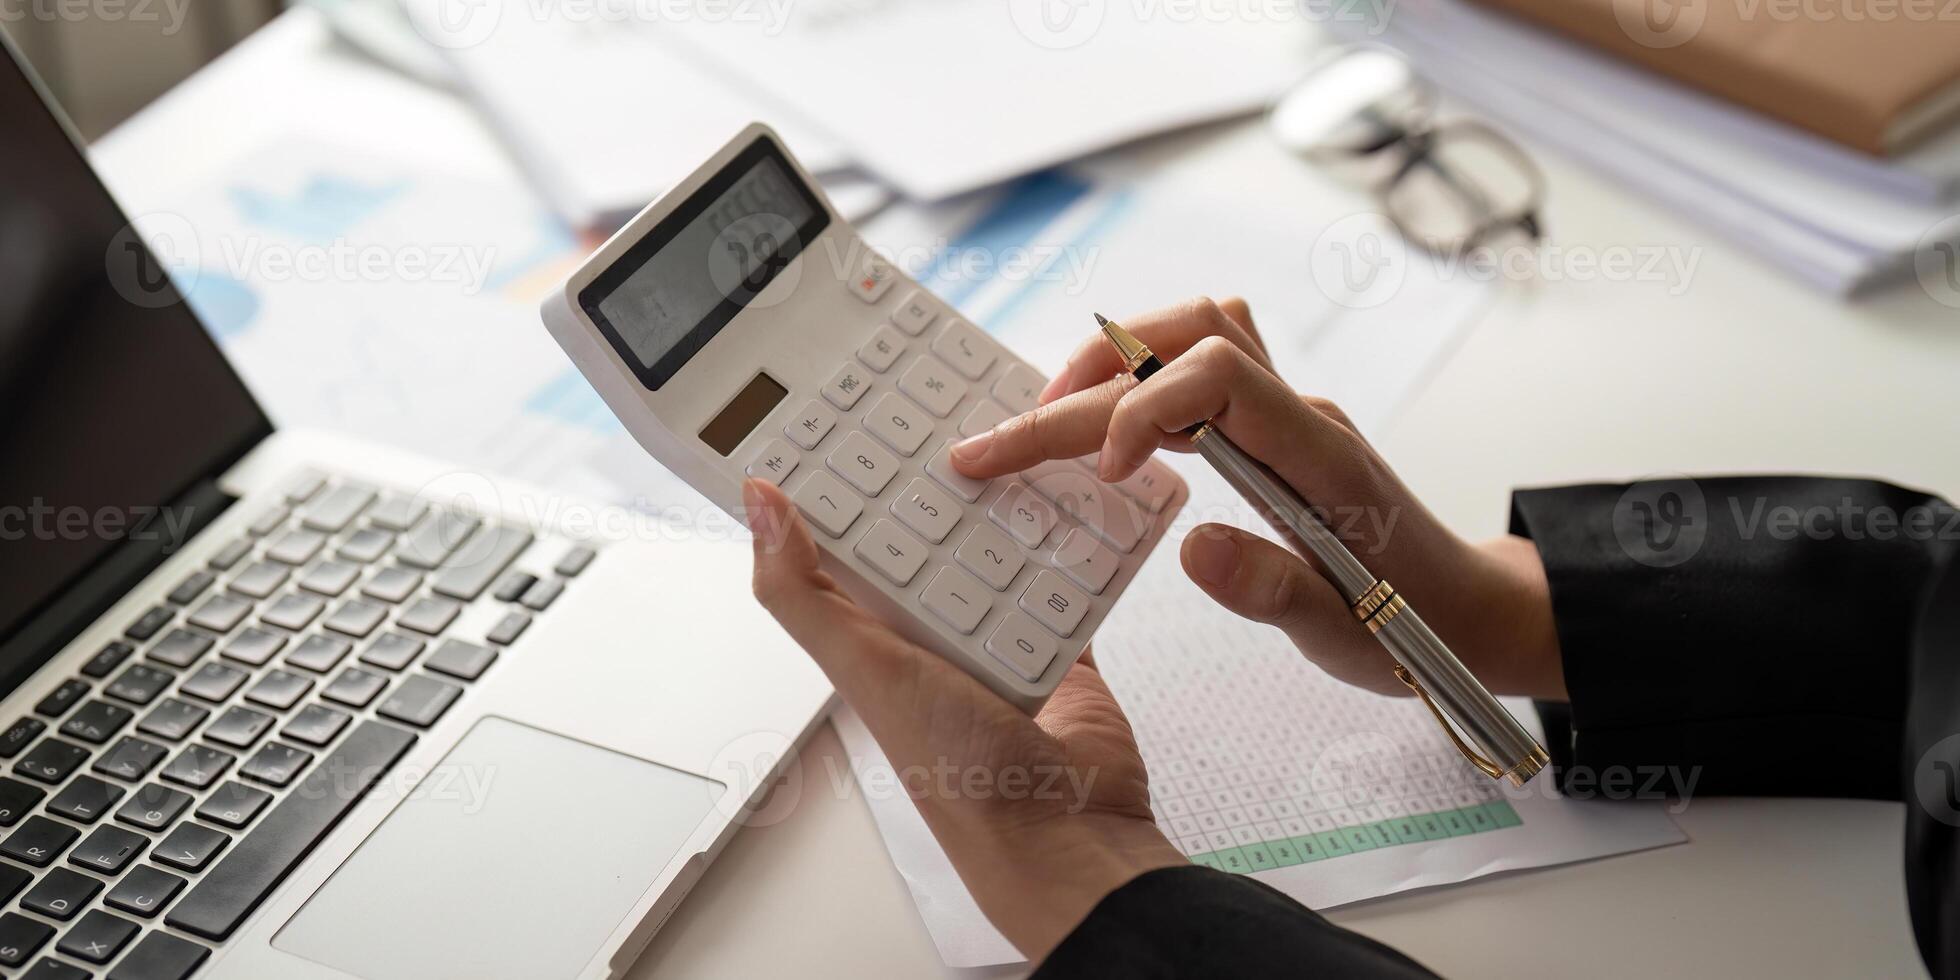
[0,41,269,680]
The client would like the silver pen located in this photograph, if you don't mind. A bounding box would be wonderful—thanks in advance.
[1096,314,1549,786]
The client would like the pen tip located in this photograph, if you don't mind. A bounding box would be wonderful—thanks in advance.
[1093,312,1110,328]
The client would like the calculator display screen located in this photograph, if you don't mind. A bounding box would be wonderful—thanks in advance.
[579,138,828,390]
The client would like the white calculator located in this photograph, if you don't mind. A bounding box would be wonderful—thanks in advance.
[541,125,1187,711]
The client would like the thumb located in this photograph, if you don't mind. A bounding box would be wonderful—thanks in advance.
[1179,523,1404,694]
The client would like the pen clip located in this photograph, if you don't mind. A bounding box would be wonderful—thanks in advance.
[1392,662,1506,781]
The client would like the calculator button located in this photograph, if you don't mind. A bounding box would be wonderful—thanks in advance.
[955,523,1026,591]
[857,326,907,373]
[1029,467,1146,552]
[929,319,999,380]
[991,363,1046,413]
[827,432,902,496]
[1054,528,1119,594]
[1020,570,1091,637]
[921,567,993,634]
[784,400,837,450]
[854,520,929,586]
[891,479,960,544]
[891,290,936,335]
[744,440,800,486]
[792,471,865,539]
[848,260,895,303]
[958,399,1012,438]
[822,365,872,410]
[1114,459,1178,513]
[985,613,1058,682]
[898,357,968,418]
[863,393,934,457]
[925,440,990,503]
[988,483,1058,549]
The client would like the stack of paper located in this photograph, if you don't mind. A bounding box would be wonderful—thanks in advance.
[1344,0,1960,295]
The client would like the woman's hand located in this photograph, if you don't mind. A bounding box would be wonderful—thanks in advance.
[950,297,1567,701]
[744,479,1186,961]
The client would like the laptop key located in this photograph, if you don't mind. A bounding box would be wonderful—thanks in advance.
[125,606,174,641]
[239,743,312,788]
[0,863,27,903]
[29,956,93,979]
[322,599,387,638]
[33,680,89,719]
[338,528,394,564]
[555,545,597,576]
[92,737,169,782]
[228,559,291,599]
[68,824,147,874]
[266,528,328,566]
[82,640,137,679]
[22,868,101,920]
[166,570,215,606]
[284,471,327,504]
[109,930,212,980]
[367,496,427,532]
[0,717,45,757]
[245,670,312,711]
[396,596,461,635]
[196,781,273,828]
[396,511,481,569]
[0,777,45,826]
[361,566,423,604]
[136,698,208,742]
[520,578,564,611]
[492,571,536,602]
[114,784,192,832]
[286,635,354,674]
[485,611,530,645]
[105,865,188,920]
[186,593,251,633]
[57,909,139,963]
[0,911,53,966]
[301,484,376,533]
[158,823,229,875]
[15,739,90,784]
[159,744,234,790]
[425,639,496,681]
[221,626,287,667]
[147,629,214,670]
[47,775,124,823]
[60,700,134,744]
[360,632,424,672]
[283,705,351,747]
[208,537,252,572]
[298,559,361,597]
[322,667,388,708]
[1,815,78,866]
[105,664,174,706]
[261,592,326,631]
[431,526,533,601]
[376,675,461,729]
[247,504,290,537]
[179,662,248,703]
[202,707,274,750]
[168,720,417,941]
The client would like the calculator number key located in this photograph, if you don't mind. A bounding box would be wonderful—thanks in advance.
[958,399,1011,438]
[1020,571,1091,637]
[863,393,934,457]
[921,567,994,635]
[744,440,799,486]
[991,362,1046,413]
[930,319,999,380]
[784,400,837,450]
[826,432,901,497]
[955,523,1026,591]
[823,364,872,410]
[891,290,935,335]
[897,357,968,418]
[891,479,960,544]
[791,471,864,539]
[856,325,907,373]
[988,483,1057,548]
[986,613,1059,683]
[926,440,990,503]
[854,520,929,587]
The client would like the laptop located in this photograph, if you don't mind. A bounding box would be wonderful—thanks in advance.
[0,33,831,980]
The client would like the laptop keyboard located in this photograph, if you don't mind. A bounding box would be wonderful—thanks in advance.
[0,470,594,978]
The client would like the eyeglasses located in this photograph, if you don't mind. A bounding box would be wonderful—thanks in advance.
[1269,46,1546,258]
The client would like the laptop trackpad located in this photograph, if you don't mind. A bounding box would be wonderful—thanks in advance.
[275,717,722,979]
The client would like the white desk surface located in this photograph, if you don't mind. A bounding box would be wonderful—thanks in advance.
[96,14,1957,980]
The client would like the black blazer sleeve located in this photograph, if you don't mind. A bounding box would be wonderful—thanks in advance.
[1039,477,1959,980]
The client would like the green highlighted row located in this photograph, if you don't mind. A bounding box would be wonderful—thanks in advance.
[1187,802,1521,875]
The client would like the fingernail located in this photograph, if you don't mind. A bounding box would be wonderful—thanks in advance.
[1037,364,1071,404]
[953,429,994,462]
[1188,532,1240,588]
[1096,448,1120,482]
[742,480,773,539]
